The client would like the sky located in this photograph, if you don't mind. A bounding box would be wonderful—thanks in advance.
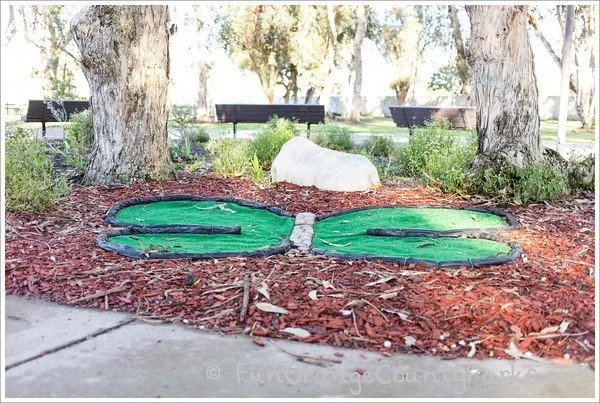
[0,3,578,108]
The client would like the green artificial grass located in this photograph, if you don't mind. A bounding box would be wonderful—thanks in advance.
[110,232,289,254]
[312,235,511,262]
[110,200,294,253]
[315,207,510,233]
[313,207,513,262]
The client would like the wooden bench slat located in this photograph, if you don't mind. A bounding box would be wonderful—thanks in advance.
[389,106,476,130]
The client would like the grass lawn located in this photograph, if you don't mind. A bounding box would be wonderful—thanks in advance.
[191,117,595,143]
[7,116,595,143]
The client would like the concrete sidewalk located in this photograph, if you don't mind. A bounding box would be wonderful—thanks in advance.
[3,295,596,399]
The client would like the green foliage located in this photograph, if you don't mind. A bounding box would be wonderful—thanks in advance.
[59,109,93,173]
[248,117,297,169]
[250,153,266,182]
[207,135,251,177]
[363,135,396,157]
[469,163,567,204]
[5,127,69,212]
[393,121,476,192]
[313,125,354,151]
[171,104,196,131]
[428,62,462,94]
[183,127,210,145]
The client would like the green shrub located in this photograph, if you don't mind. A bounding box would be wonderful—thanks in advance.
[171,104,195,131]
[363,135,396,157]
[6,127,69,212]
[313,125,354,151]
[393,122,476,192]
[248,117,297,169]
[60,109,93,173]
[183,127,210,145]
[250,153,265,182]
[207,135,251,177]
[469,163,567,204]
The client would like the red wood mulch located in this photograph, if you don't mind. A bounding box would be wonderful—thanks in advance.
[4,175,596,364]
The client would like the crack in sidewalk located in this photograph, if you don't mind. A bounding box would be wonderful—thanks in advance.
[5,318,136,371]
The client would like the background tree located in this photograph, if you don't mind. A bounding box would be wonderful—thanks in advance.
[349,5,367,122]
[71,5,173,184]
[377,6,422,104]
[219,5,298,103]
[428,63,462,95]
[465,5,545,169]
[529,5,596,129]
[447,5,472,103]
[8,5,80,98]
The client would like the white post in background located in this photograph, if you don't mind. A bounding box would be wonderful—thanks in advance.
[557,5,574,156]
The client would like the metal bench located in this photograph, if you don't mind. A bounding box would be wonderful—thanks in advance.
[389,106,476,135]
[214,104,325,136]
[22,99,90,136]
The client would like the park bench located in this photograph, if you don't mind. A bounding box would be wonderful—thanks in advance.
[389,105,476,135]
[21,99,90,137]
[215,104,325,136]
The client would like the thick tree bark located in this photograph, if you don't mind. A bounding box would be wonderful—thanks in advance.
[350,6,367,122]
[71,5,174,184]
[574,6,596,130]
[448,5,473,105]
[465,5,543,168]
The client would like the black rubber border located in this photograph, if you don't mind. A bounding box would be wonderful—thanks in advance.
[104,194,294,230]
[315,204,518,235]
[310,232,523,269]
[97,227,292,260]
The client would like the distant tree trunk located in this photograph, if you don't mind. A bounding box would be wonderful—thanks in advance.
[557,6,574,153]
[304,87,315,104]
[197,61,209,120]
[319,5,337,114]
[574,6,596,130]
[71,5,174,185]
[350,6,367,122]
[465,5,544,169]
[448,5,473,105]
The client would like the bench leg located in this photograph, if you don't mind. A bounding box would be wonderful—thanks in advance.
[42,121,46,138]
[306,123,311,138]
[409,127,414,137]
[233,122,237,139]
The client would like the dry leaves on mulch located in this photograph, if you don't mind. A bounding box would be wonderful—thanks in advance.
[4,175,596,364]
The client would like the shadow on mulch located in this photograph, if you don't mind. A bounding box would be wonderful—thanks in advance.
[4,175,596,364]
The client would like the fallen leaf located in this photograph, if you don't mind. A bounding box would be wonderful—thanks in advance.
[355,368,367,375]
[281,327,311,338]
[467,342,477,358]
[404,335,417,347]
[365,276,395,287]
[308,290,318,301]
[559,320,569,333]
[510,325,523,339]
[539,326,559,335]
[379,292,397,300]
[253,337,265,347]
[255,302,289,314]
[334,352,344,357]
[328,293,345,298]
[322,280,335,289]
[256,282,270,300]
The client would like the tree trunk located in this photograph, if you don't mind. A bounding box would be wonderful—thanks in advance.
[574,6,596,130]
[304,87,315,104]
[196,61,209,120]
[557,5,574,153]
[319,5,337,115]
[350,6,367,123]
[465,5,543,168]
[448,5,473,105]
[71,5,173,185]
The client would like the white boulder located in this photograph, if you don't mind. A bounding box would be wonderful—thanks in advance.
[271,137,380,192]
